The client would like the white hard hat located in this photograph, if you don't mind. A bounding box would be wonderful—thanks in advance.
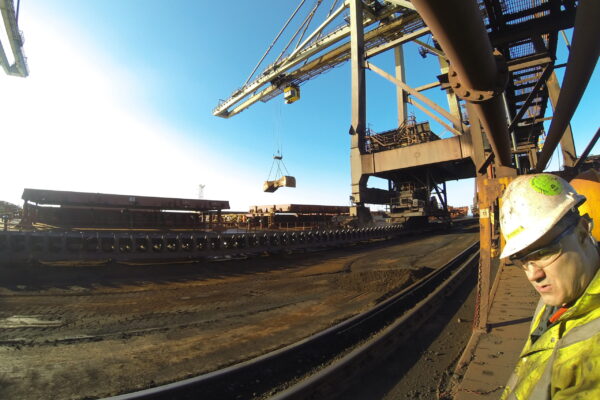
[499,173,586,259]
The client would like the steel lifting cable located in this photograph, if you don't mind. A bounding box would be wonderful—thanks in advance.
[266,103,292,181]
[314,0,339,42]
[274,11,312,65]
[243,0,307,86]
[274,100,283,158]
[294,0,324,52]
[300,0,339,67]
[274,0,325,66]
[266,150,291,181]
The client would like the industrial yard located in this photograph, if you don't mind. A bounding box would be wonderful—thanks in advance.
[1,228,477,399]
[1,0,598,399]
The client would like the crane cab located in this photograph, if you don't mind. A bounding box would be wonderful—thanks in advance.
[283,85,300,104]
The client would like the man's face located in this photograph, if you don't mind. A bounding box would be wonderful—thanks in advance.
[523,228,596,306]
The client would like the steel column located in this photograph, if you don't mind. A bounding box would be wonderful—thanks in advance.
[438,55,462,131]
[547,71,577,168]
[476,176,492,331]
[394,45,408,127]
[366,61,464,133]
[465,102,486,169]
[410,0,512,166]
[349,0,369,219]
[536,0,600,171]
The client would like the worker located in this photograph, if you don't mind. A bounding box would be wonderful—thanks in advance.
[498,173,600,399]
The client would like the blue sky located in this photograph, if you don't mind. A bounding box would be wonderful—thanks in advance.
[1,1,598,211]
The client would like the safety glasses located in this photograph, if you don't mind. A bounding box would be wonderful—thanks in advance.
[509,224,577,270]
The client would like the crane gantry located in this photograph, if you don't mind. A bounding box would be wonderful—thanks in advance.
[214,0,595,220]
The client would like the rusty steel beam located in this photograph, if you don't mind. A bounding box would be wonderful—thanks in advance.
[536,0,600,171]
[410,0,512,166]
[349,0,368,210]
[574,127,600,171]
[405,97,462,136]
[547,71,577,167]
[361,136,472,174]
[507,64,554,134]
[22,188,230,211]
[366,61,465,133]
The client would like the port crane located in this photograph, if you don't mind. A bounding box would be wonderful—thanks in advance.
[214,0,599,343]
[214,0,596,224]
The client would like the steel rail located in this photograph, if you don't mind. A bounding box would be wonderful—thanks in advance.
[104,240,479,400]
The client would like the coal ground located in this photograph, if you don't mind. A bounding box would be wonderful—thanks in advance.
[0,226,478,399]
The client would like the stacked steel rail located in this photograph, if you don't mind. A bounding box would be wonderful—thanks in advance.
[20,188,230,231]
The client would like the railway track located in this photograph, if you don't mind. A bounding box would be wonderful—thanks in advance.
[107,241,479,400]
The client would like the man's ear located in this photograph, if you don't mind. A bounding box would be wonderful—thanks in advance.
[577,214,594,244]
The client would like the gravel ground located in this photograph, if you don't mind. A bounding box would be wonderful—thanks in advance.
[337,264,477,400]
[0,228,478,399]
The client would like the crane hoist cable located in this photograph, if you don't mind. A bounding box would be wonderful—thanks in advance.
[293,1,324,52]
[298,0,338,68]
[263,150,296,193]
[263,104,296,192]
[266,150,291,182]
[244,0,307,86]
[273,0,325,67]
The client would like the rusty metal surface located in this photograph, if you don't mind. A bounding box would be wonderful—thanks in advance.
[361,136,469,174]
[22,189,230,211]
[365,120,440,153]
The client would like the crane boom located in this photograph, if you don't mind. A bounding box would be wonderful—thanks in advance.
[213,1,422,118]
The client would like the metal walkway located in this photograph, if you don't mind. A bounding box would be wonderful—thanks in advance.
[454,263,538,399]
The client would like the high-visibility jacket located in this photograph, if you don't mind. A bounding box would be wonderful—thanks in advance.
[501,267,600,400]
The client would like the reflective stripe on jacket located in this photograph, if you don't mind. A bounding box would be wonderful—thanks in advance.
[501,268,600,400]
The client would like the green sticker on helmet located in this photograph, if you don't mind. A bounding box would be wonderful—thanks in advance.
[530,175,563,195]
